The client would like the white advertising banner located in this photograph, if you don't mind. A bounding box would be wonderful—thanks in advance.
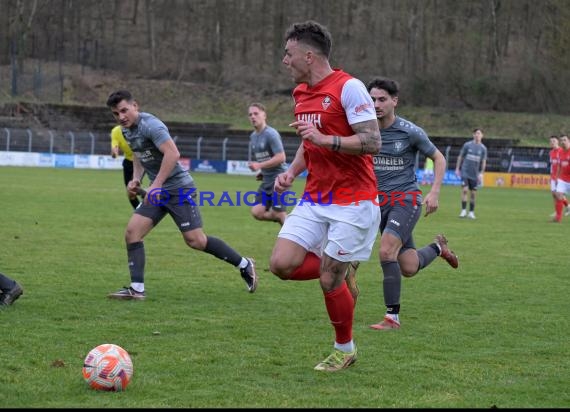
[0,151,123,169]
[226,160,258,176]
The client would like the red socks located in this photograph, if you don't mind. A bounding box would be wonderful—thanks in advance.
[289,254,354,344]
[555,199,565,222]
[289,252,321,281]
[324,282,354,344]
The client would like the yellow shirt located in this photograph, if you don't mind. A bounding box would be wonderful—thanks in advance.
[110,125,134,161]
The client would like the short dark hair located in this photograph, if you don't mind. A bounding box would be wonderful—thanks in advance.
[249,102,266,112]
[106,90,134,108]
[366,77,399,97]
[284,20,332,58]
[473,128,484,133]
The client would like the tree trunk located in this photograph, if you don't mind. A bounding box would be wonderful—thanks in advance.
[145,0,156,73]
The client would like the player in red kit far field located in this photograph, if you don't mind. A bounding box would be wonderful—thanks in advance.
[548,135,569,218]
[269,20,381,372]
[553,134,570,222]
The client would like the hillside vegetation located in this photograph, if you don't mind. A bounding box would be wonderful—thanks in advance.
[0,62,565,147]
[4,0,570,114]
[4,0,570,147]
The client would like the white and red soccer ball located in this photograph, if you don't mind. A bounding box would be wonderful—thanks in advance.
[82,343,133,391]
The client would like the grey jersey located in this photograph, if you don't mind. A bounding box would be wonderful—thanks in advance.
[373,116,437,194]
[122,112,193,190]
[249,125,287,184]
[459,140,487,180]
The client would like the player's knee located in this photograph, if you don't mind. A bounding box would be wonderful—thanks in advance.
[125,228,141,243]
[400,264,417,277]
[184,232,206,250]
[250,206,265,221]
[397,251,418,277]
[318,274,336,292]
[269,255,293,280]
[379,245,399,262]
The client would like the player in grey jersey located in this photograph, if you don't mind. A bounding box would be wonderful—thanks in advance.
[105,90,258,299]
[455,128,487,219]
[347,77,459,330]
[247,103,288,226]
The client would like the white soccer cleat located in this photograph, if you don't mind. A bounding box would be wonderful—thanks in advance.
[468,211,476,219]
[459,210,467,218]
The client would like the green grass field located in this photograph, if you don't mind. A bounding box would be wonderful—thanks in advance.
[0,167,568,408]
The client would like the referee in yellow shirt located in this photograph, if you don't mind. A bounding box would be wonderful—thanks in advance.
[111,125,143,209]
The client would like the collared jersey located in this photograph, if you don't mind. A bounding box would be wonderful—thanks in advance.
[373,116,436,194]
[292,69,377,204]
[550,147,562,180]
[121,112,193,190]
[459,140,487,180]
[250,125,287,184]
[111,125,134,161]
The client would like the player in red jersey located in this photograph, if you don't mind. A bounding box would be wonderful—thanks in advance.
[269,20,381,372]
[553,134,570,222]
[548,135,569,218]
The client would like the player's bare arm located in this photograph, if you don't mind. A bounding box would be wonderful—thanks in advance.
[349,119,382,155]
[275,144,306,193]
[423,150,446,216]
[248,151,286,171]
[290,119,380,155]
[479,159,487,180]
[455,154,463,176]
[127,156,145,198]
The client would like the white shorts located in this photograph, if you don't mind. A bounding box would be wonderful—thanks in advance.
[555,179,570,194]
[277,200,381,262]
[551,179,557,192]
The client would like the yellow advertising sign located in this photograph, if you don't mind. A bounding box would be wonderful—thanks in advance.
[483,172,550,190]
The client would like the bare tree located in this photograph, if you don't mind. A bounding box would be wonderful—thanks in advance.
[2,0,570,113]
[145,0,157,73]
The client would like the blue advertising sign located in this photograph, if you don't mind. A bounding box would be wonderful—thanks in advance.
[191,159,227,173]
[54,154,75,168]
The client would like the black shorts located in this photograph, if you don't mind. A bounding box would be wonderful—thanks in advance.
[462,178,478,191]
[134,189,203,232]
[379,192,422,253]
[255,180,287,213]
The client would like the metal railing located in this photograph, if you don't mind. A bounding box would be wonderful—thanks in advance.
[0,127,550,174]
[1,127,105,155]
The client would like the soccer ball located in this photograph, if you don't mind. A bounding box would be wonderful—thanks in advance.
[82,343,133,391]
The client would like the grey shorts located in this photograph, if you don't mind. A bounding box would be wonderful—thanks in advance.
[255,180,287,213]
[379,193,422,252]
[134,189,203,232]
[462,178,478,191]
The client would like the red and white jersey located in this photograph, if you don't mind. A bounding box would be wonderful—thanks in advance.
[558,148,570,183]
[292,69,377,204]
[550,147,562,180]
